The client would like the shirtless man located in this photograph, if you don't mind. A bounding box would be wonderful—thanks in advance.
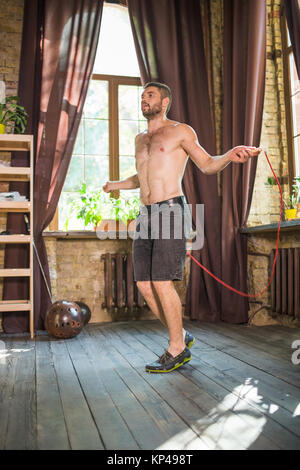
[103,82,261,373]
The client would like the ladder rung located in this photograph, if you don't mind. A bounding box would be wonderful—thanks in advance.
[0,202,30,212]
[0,301,31,312]
[0,235,31,243]
[0,269,30,277]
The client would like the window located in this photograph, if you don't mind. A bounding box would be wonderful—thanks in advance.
[281,12,300,188]
[56,3,146,230]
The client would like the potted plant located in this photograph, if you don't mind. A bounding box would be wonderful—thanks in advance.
[64,182,140,231]
[284,179,299,220]
[294,176,300,218]
[265,176,300,220]
[98,193,140,231]
[64,182,105,230]
[0,96,28,134]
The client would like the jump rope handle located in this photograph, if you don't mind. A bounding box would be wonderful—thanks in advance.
[187,148,283,298]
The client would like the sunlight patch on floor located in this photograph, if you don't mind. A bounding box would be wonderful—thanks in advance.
[0,342,33,364]
[156,381,267,450]
[293,403,300,417]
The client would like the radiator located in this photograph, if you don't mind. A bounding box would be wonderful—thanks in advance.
[101,252,146,313]
[270,248,300,318]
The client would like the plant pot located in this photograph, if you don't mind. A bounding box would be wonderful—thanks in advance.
[296,203,300,219]
[0,124,6,134]
[97,219,128,231]
[127,219,136,231]
[285,209,297,220]
[96,218,136,231]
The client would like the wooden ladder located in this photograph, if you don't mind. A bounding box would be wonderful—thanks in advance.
[0,134,34,338]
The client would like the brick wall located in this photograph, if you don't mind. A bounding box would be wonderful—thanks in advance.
[249,0,289,226]
[209,0,289,226]
[44,235,189,323]
[0,0,23,95]
[247,231,300,327]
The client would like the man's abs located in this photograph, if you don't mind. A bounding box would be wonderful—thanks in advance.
[140,186,183,205]
[137,160,187,205]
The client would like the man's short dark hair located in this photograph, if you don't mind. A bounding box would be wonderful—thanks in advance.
[144,82,172,114]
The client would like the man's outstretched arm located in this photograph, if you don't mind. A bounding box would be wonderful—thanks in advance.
[180,124,261,175]
[102,174,140,192]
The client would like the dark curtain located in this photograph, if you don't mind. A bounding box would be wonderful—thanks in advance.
[2,0,103,333]
[283,0,300,77]
[221,0,266,323]
[128,0,222,321]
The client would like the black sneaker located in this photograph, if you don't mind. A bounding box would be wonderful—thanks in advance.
[185,331,195,349]
[145,347,192,373]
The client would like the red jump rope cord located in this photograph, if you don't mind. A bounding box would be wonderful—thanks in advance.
[186,150,283,298]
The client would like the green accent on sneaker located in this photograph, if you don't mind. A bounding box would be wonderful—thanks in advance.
[145,348,192,373]
[185,331,195,349]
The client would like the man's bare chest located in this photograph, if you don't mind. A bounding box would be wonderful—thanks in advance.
[136,131,179,158]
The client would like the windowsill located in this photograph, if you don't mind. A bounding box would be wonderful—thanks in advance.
[42,230,197,242]
[42,230,135,239]
[43,219,300,238]
[239,218,300,234]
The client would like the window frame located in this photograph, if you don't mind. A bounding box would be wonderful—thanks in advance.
[49,73,142,231]
[280,6,299,190]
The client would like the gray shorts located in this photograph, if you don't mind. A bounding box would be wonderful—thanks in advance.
[132,196,192,281]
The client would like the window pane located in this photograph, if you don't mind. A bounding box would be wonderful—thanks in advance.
[94,5,140,77]
[63,156,84,192]
[138,120,147,133]
[119,155,139,204]
[58,192,85,231]
[84,119,109,155]
[119,120,139,155]
[287,23,291,48]
[138,86,145,120]
[85,155,109,191]
[291,91,300,137]
[294,136,300,177]
[73,122,83,155]
[119,85,139,120]
[119,155,136,180]
[84,80,108,119]
[289,53,300,96]
[121,188,140,200]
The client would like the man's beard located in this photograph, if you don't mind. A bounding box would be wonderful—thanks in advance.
[142,102,162,119]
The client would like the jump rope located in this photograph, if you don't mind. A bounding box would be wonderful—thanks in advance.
[186,148,283,298]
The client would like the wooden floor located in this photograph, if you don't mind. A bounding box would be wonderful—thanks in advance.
[0,319,300,450]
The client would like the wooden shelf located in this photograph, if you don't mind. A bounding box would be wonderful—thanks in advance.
[0,235,31,243]
[0,167,30,181]
[0,134,33,152]
[0,201,30,212]
[0,269,30,277]
[0,134,34,338]
[0,300,31,312]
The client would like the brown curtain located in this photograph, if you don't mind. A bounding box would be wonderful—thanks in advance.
[283,0,300,77]
[128,0,222,321]
[2,0,103,333]
[221,0,266,323]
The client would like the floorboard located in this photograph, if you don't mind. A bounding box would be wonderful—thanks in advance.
[0,336,19,449]
[0,320,299,450]
[66,333,139,450]
[36,335,70,450]
[3,336,36,450]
